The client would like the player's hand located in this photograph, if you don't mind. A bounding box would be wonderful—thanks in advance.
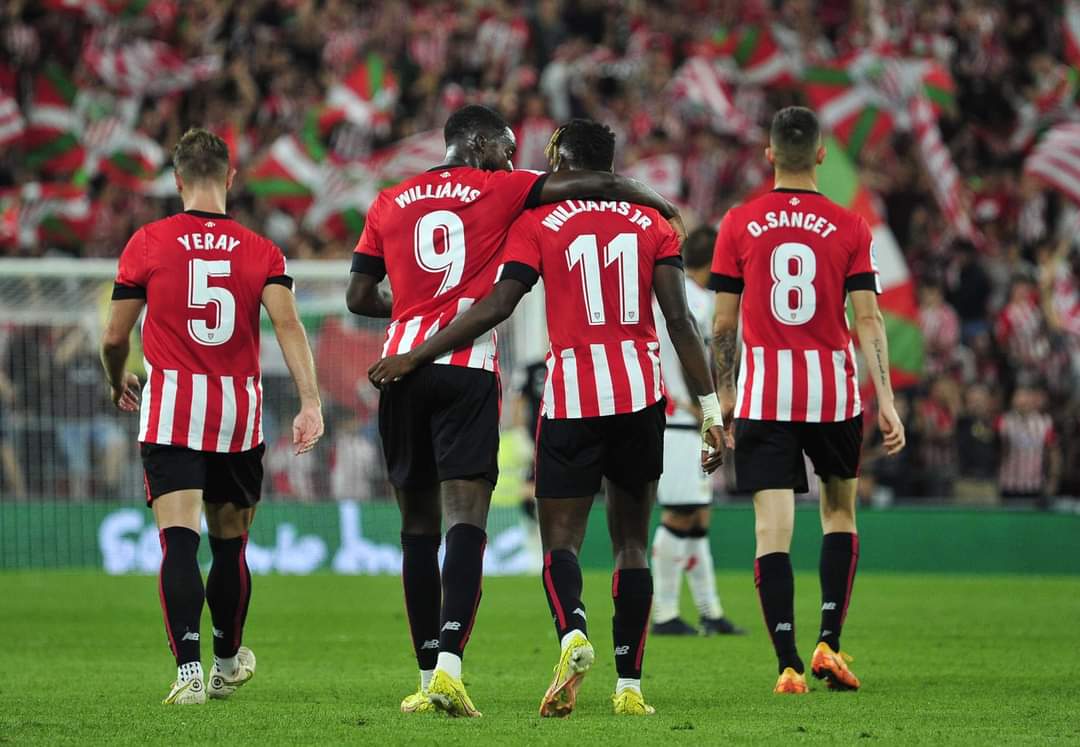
[719,389,736,449]
[701,424,725,474]
[368,353,418,389]
[668,213,687,243]
[292,403,324,455]
[110,372,140,412]
[878,400,906,455]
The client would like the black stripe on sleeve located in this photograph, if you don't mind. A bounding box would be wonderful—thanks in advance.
[500,261,540,289]
[845,272,879,293]
[708,273,744,293]
[351,253,387,280]
[655,256,685,270]
[112,283,146,300]
[265,274,294,290]
[523,173,550,210]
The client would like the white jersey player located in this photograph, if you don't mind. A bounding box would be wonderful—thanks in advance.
[651,227,744,636]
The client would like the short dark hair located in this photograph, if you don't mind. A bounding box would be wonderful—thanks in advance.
[172,128,230,184]
[682,226,716,270]
[545,119,616,171]
[443,104,510,145]
[770,106,821,172]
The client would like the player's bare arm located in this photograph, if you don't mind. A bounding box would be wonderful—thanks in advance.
[711,291,740,447]
[538,171,685,241]
[345,273,393,318]
[654,264,724,473]
[100,298,145,412]
[368,279,529,388]
[262,283,324,454]
[850,289,905,455]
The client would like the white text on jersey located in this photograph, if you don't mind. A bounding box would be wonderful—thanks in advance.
[746,210,838,239]
[541,200,653,232]
[177,232,240,253]
[394,182,481,208]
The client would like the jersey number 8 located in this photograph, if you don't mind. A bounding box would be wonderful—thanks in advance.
[770,242,816,326]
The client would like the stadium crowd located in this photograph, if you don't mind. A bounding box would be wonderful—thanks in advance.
[1,0,1078,505]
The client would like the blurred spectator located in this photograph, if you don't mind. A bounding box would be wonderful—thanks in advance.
[996,382,1060,506]
[915,377,960,499]
[954,383,999,505]
[918,283,961,377]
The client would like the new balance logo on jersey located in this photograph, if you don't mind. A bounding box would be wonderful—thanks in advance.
[822,602,837,611]
[182,632,200,642]
[441,621,462,632]
[572,607,587,620]
[421,639,439,650]
[614,645,630,656]
[774,622,792,633]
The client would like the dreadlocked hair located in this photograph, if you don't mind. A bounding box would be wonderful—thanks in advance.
[544,119,615,171]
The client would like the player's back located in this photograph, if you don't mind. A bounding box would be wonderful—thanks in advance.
[114,209,290,451]
[501,199,683,419]
[711,189,880,422]
[353,166,543,370]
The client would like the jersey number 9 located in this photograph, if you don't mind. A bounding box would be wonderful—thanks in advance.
[415,210,466,296]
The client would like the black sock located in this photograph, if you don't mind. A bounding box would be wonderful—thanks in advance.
[438,523,486,659]
[612,568,652,679]
[158,527,204,666]
[401,532,442,670]
[206,534,251,659]
[755,552,802,674]
[819,532,859,652]
[543,550,587,640]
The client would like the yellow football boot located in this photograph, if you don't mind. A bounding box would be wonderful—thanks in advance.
[773,667,809,694]
[612,688,655,715]
[539,631,595,718]
[427,669,482,717]
[400,687,435,714]
[811,642,861,690]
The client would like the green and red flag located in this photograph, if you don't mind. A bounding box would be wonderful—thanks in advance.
[17,182,94,250]
[327,52,399,131]
[246,135,324,217]
[23,64,84,175]
[704,24,798,87]
[816,137,922,389]
[802,57,895,159]
[97,130,165,190]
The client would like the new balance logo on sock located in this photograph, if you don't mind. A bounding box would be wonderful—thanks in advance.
[822,602,837,611]
[212,627,224,639]
[774,622,792,632]
[182,632,200,642]
[421,639,439,650]
[441,621,461,632]
[572,607,587,620]
[614,645,630,655]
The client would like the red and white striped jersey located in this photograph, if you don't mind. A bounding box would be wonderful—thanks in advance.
[997,411,1056,494]
[352,165,545,371]
[113,210,291,452]
[710,189,881,423]
[500,200,682,419]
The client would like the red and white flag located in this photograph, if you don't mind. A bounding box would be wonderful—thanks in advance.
[365,130,445,184]
[0,65,24,148]
[1066,0,1080,67]
[83,34,221,96]
[668,57,760,141]
[1024,122,1080,206]
[908,96,980,242]
[623,153,682,203]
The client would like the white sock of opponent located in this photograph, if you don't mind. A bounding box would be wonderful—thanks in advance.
[686,535,723,619]
[650,524,688,623]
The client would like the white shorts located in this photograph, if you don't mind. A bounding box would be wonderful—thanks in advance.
[657,427,712,507]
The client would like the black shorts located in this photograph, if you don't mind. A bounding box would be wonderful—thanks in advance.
[535,400,666,498]
[140,442,265,507]
[733,415,863,494]
[378,364,499,490]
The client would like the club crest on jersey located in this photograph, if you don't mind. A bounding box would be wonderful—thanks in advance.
[177,232,240,253]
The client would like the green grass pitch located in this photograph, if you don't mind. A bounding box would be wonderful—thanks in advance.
[2,571,1078,744]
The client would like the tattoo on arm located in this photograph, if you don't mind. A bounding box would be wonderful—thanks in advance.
[713,329,738,390]
[872,336,888,388]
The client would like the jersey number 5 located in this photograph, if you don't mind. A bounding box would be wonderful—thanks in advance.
[770,242,816,326]
[188,258,235,346]
[415,210,466,296]
[566,233,639,326]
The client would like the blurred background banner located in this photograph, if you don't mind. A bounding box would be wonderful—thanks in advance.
[3,1,1080,574]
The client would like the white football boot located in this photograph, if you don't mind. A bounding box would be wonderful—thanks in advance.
[207,646,257,699]
[163,676,206,705]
